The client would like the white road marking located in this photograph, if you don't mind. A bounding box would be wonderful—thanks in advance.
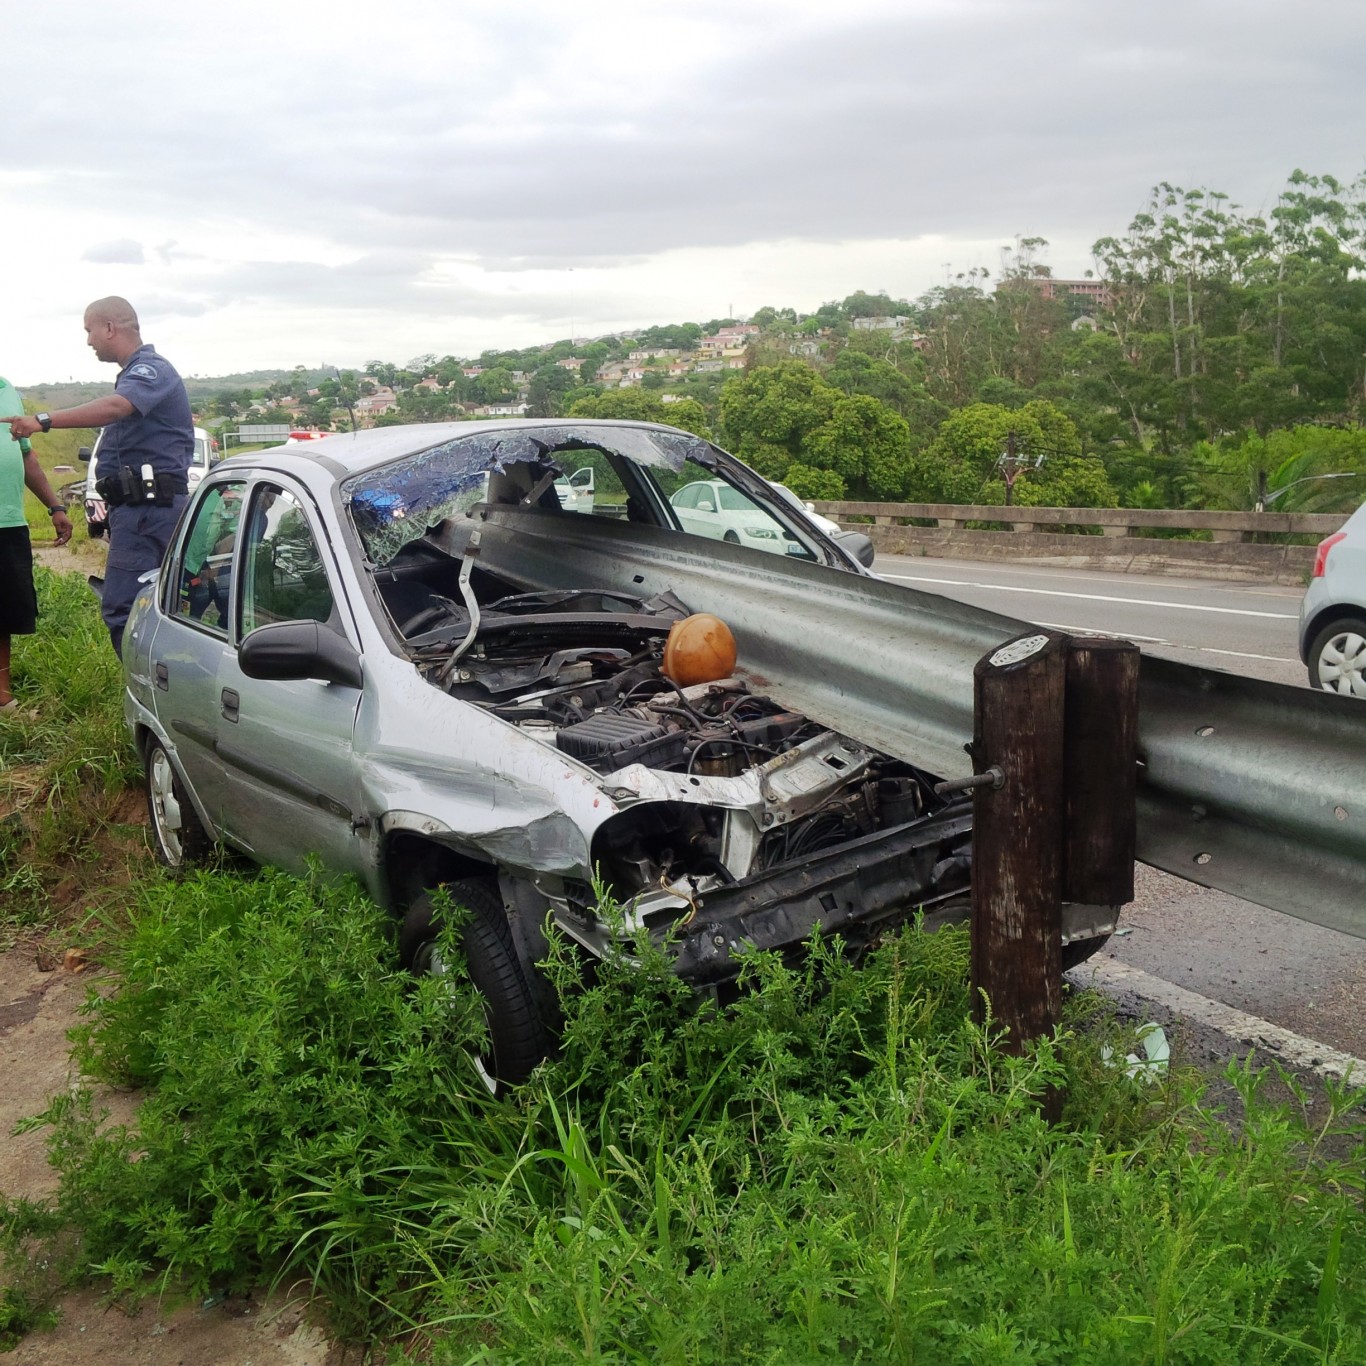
[1073,957,1366,1082]
[1198,646,1300,664]
[881,572,1298,620]
[902,559,1302,601]
[1031,620,1298,666]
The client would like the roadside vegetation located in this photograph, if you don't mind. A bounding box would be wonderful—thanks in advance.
[0,568,139,947]
[1,568,1364,1360]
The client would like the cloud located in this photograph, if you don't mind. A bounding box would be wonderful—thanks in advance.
[82,238,145,265]
[5,0,1366,379]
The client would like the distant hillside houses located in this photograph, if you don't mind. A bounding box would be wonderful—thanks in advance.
[216,308,914,432]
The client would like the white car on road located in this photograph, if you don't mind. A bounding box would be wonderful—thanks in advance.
[670,479,809,556]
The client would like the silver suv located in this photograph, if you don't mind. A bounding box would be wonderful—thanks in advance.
[1299,501,1366,696]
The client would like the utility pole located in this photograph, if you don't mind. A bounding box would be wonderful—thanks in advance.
[1000,429,1021,506]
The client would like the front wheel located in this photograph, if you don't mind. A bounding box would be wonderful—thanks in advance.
[1307,618,1366,697]
[399,879,550,1092]
[144,739,213,868]
[1061,934,1110,971]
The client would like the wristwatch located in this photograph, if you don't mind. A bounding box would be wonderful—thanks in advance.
[47,504,66,516]
[36,412,52,433]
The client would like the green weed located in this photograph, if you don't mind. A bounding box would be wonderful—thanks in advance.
[0,566,140,938]
[3,869,1360,1361]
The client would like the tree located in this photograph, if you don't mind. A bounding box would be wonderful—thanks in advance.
[912,401,1117,507]
[805,395,913,499]
[781,464,846,500]
[527,364,578,418]
[718,363,839,477]
[566,389,712,439]
[472,368,517,404]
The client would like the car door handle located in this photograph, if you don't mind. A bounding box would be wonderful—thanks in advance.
[220,688,240,723]
[155,661,169,691]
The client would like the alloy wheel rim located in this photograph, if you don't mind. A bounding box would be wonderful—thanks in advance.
[149,749,184,864]
[1320,632,1366,697]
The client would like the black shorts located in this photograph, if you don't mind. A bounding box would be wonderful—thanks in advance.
[0,525,38,635]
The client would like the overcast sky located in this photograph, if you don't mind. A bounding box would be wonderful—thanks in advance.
[5,0,1363,384]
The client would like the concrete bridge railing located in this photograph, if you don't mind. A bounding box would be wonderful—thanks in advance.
[814,501,1352,584]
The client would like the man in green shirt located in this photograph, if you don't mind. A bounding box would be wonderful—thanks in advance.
[0,376,74,709]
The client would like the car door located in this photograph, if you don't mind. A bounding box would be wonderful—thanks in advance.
[671,482,720,540]
[212,479,367,877]
[145,478,250,835]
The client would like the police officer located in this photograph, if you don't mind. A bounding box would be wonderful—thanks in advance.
[2,297,193,656]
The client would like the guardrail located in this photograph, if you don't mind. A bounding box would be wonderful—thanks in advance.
[483,505,1366,944]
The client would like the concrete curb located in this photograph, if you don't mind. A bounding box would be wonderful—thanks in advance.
[1071,956,1366,1082]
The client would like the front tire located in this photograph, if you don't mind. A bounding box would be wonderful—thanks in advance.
[1308,617,1366,697]
[399,879,549,1091]
[144,739,213,868]
[1061,934,1110,971]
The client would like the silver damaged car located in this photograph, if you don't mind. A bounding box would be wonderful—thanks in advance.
[123,420,1108,1086]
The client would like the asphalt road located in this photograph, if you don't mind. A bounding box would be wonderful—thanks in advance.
[877,551,1307,689]
[875,552,1366,1064]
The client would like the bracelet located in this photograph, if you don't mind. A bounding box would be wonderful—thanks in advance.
[47,504,65,516]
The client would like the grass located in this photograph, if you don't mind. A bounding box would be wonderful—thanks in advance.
[0,560,1362,1361]
[0,872,1361,1362]
[0,567,141,943]
[18,426,97,530]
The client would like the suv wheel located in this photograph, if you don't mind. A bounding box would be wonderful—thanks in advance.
[1307,618,1366,697]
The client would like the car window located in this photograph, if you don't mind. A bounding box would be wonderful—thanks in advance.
[717,486,758,512]
[672,484,699,509]
[174,482,247,635]
[240,486,337,634]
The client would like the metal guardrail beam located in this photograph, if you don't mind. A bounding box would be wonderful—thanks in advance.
[481,506,1366,942]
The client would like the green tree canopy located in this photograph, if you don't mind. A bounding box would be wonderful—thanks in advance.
[912,401,1117,507]
[718,363,839,476]
[566,389,712,439]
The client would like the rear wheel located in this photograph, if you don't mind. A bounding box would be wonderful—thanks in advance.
[144,739,213,868]
[399,879,549,1092]
[1307,617,1366,697]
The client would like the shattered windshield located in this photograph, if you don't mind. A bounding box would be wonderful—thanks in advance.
[343,424,707,565]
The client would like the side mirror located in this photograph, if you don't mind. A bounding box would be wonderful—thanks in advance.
[834,530,876,569]
[78,447,92,462]
[238,620,363,689]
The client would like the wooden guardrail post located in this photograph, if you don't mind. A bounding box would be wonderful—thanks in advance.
[964,632,1069,1049]
[950,631,1139,1086]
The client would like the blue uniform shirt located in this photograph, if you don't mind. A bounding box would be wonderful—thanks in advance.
[98,343,194,483]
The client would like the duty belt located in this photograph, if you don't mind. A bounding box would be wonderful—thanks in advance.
[95,466,189,507]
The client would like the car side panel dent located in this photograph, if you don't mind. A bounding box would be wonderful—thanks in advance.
[377,804,592,875]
